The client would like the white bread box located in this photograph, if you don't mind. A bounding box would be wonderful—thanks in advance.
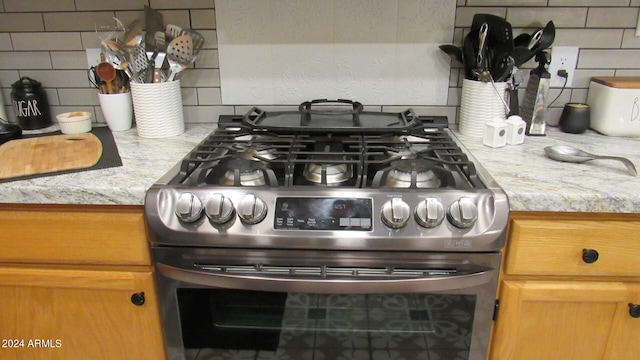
[587,77,640,137]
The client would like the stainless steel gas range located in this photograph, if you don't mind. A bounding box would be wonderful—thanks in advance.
[145,100,509,360]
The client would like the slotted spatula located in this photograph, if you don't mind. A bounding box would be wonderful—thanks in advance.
[166,34,194,81]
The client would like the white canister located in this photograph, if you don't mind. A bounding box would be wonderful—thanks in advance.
[587,77,640,137]
[505,115,526,145]
[483,118,508,148]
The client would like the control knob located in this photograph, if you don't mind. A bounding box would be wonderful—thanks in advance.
[381,198,411,229]
[447,197,478,229]
[237,194,267,224]
[205,194,235,224]
[175,193,203,223]
[415,198,445,228]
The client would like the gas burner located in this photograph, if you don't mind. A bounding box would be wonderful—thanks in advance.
[386,159,441,188]
[385,147,417,160]
[220,158,267,186]
[239,147,278,161]
[303,160,353,186]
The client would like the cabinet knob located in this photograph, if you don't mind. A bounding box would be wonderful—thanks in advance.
[582,248,599,263]
[630,303,640,318]
[130,292,145,306]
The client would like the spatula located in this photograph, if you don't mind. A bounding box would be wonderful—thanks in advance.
[166,35,194,81]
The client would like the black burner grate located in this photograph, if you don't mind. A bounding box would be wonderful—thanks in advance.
[170,116,482,189]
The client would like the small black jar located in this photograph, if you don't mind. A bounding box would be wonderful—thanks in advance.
[11,76,52,130]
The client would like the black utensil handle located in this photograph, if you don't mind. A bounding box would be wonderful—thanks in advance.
[509,87,519,116]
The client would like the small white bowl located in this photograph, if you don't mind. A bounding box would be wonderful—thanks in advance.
[56,111,92,134]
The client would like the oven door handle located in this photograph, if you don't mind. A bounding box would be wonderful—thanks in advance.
[156,263,496,294]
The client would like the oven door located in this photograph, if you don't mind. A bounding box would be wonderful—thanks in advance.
[153,247,500,360]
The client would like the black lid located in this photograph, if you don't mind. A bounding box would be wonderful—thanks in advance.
[11,76,42,89]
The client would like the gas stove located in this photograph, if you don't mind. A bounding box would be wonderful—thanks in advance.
[145,101,509,252]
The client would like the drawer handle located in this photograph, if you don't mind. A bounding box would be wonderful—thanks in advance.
[582,249,599,264]
[130,292,145,306]
[630,304,640,318]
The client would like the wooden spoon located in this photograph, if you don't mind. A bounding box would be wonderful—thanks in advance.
[96,62,117,94]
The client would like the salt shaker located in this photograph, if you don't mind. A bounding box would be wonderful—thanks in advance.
[483,118,508,148]
[505,115,526,145]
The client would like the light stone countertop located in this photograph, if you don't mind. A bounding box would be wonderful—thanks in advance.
[2,123,640,213]
[0,124,215,205]
[454,126,640,213]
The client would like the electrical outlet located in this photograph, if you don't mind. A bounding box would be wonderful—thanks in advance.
[548,46,579,87]
[86,48,102,67]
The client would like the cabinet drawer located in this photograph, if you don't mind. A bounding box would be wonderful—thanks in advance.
[0,204,151,266]
[505,216,640,276]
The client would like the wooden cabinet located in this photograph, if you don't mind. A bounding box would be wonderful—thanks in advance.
[0,204,166,360]
[490,212,640,360]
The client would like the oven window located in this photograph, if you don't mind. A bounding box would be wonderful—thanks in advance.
[177,289,476,360]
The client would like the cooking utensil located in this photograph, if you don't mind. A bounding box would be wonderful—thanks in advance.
[0,133,103,180]
[544,145,637,176]
[530,21,555,54]
[96,62,117,94]
[477,23,489,73]
[513,33,531,47]
[152,52,167,83]
[166,35,194,81]
[166,24,183,42]
[124,19,143,48]
[527,29,543,50]
[181,28,205,59]
[144,5,164,51]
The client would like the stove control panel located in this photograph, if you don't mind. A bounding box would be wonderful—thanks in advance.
[274,198,373,231]
[167,191,485,237]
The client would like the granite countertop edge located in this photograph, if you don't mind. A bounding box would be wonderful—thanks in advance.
[2,124,640,213]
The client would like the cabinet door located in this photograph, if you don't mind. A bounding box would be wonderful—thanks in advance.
[0,267,165,360]
[490,280,631,360]
[604,283,640,359]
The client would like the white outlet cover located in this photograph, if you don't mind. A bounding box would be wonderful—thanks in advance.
[86,48,102,67]
[548,46,579,87]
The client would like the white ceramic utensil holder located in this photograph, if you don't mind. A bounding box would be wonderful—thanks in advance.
[459,79,508,138]
[131,80,184,138]
[98,92,133,131]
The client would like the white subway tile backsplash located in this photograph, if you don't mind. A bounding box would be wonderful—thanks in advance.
[621,29,640,48]
[51,51,92,69]
[579,50,640,69]
[197,88,222,105]
[587,8,639,28]
[75,0,148,11]
[0,0,638,124]
[190,9,217,29]
[455,8,505,27]
[58,88,100,106]
[507,8,588,27]
[4,0,75,12]
[43,12,118,32]
[550,0,629,6]
[21,70,91,88]
[0,52,52,69]
[151,0,215,10]
[553,29,622,48]
[0,13,45,32]
[11,33,83,51]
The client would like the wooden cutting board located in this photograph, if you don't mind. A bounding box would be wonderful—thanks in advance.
[0,133,103,180]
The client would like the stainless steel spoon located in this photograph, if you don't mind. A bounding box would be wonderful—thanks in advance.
[544,145,637,176]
